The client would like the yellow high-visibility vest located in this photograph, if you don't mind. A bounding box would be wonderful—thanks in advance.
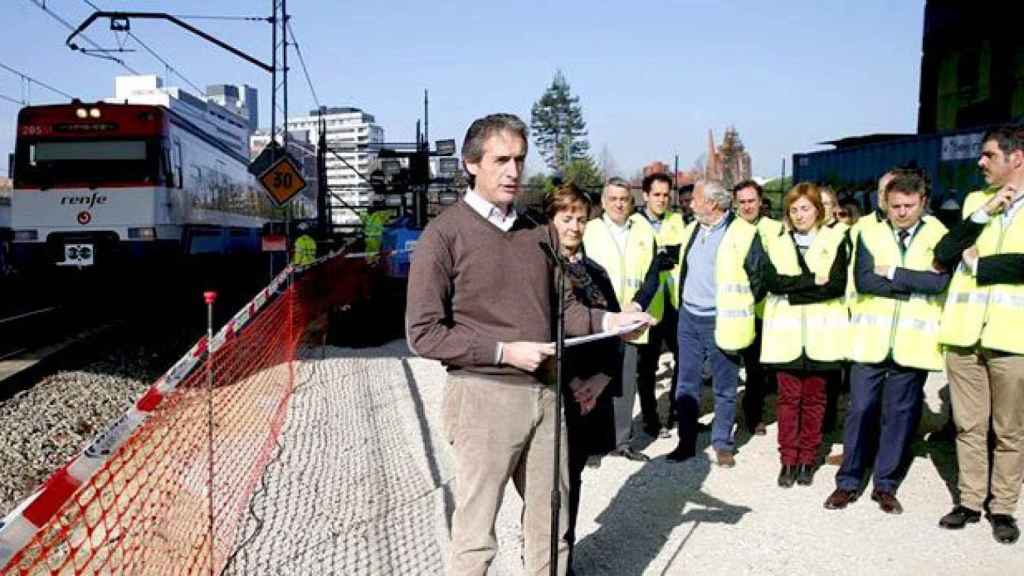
[583,213,657,344]
[939,189,1024,354]
[364,210,393,256]
[676,215,760,351]
[847,213,884,309]
[293,234,317,266]
[632,211,687,316]
[761,225,849,364]
[848,217,948,371]
[753,217,784,319]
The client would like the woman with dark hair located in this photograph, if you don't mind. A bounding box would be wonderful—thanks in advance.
[760,182,851,488]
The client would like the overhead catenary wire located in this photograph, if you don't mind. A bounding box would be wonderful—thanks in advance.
[0,92,28,106]
[26,0,139,74]
[0,61,76,100]
[286,20,320,110]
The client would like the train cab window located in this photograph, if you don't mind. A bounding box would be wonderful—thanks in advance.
[16,139,160,188]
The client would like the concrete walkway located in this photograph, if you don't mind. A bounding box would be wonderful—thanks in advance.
[227,342,1023,575]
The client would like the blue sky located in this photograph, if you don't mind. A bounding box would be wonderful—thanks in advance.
[0,0,925,178]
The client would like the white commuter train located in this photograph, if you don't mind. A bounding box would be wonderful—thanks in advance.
[11,101,275,270]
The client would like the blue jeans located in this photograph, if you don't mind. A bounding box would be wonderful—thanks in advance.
[675,307,740,453]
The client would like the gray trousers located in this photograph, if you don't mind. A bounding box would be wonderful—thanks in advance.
[612,344,640,449]
[442,373,569,576]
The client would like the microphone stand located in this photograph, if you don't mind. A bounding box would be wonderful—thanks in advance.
[540,240,567,576]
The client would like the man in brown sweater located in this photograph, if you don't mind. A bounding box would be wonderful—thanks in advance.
[407,113,650,576]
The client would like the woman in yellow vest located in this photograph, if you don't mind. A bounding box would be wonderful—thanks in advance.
[761,182,850,488]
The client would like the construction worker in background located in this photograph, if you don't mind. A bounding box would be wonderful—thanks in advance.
[732,179,783,436]
[292,223,317,266]
[632,172,687,438]
[825,169,950,515]
[363,208,394,257]
[934,124,1024,545]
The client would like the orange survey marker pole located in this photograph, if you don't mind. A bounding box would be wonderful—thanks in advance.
[204,290,217,576]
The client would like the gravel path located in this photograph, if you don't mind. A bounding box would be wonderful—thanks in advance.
[25,340,1018,574]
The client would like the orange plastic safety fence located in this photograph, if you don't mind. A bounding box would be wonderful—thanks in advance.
[1,253,378,575]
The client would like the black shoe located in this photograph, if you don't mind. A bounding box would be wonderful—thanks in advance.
[778,465,797,488]
[643,422,662,438]
[939,505,981,530]
[796,464,815,486]
[610,446,650,462]
[989,514,1020,544]
[666,446,696,463]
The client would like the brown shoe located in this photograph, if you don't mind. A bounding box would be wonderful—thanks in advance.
[824,488,859,510]
[872,490,903,515]
[715,449,736,468]
[825,452,844,466]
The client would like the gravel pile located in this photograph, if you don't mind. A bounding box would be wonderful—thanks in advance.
[0,336,180,518]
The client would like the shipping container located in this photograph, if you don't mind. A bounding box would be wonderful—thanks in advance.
[792,125,992,220]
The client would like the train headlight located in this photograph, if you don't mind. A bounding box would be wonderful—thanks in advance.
[89,108,101,118]
[13,229,39,241]
[127,227,156,240]
[75,108,88,119]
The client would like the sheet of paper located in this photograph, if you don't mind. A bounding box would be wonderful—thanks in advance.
[564,320,645,348]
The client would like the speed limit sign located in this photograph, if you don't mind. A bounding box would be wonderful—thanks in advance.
[258,154,308,206]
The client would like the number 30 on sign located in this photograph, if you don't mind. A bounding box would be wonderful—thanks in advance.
[258,155,308,206]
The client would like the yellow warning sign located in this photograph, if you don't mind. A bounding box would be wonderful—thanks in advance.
[258,155,308,206]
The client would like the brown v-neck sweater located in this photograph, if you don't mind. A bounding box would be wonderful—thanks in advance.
[406,199,605,381]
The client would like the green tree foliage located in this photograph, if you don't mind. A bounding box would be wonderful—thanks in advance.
[562,157,604,193]
[530,70,591,172]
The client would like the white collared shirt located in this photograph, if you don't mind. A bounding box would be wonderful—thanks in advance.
[602,213,631,254]
[464,188,516,232]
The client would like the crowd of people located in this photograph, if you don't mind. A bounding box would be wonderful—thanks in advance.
[406,113,1024,576]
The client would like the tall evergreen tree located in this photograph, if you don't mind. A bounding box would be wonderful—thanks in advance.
[530,71,591,172]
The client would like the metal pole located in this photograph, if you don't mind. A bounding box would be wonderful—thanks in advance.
[270,1,277,155]
[203,290,217,576]
[282,0,292,285]
[549,260,565,576]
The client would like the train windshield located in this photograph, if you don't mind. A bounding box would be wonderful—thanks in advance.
[14,139,163,189]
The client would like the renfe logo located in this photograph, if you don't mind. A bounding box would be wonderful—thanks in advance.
[61,192,108,209]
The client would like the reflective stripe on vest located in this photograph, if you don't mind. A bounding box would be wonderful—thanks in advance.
[713,217,759,351]
[760,226,848,363]
[940,189,1024,354]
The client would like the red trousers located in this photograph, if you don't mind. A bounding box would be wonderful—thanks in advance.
[776,371,827,466]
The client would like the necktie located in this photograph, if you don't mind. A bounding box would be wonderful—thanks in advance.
[897,229,910,254]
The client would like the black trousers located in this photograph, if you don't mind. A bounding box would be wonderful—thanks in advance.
[636,305,679,429]
[740,318,773,430]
